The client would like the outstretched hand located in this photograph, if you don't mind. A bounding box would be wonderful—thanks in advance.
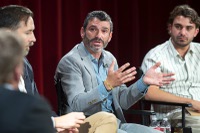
[105,60,137,90]
[143,62,175,86]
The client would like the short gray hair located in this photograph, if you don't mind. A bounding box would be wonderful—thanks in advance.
[0,30,23,84]
[83,10,113,32]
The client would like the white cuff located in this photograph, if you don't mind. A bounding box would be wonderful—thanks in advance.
[51,117,55,128]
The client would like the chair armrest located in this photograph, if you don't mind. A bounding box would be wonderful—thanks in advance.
[123,109,156,126]
[123,109,156,116]
[142,100,192,107]
[142,100,192,128]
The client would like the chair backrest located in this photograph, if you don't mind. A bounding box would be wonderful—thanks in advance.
[55,78,103,116]
[55,78,66,116]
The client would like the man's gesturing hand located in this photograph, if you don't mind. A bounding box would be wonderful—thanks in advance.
[104,60,137,90]
[143,62,175,86]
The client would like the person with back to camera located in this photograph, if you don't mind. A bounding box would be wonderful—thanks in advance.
[0,30,55,133]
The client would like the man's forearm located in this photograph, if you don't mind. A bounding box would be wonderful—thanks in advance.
[145,85,192,104]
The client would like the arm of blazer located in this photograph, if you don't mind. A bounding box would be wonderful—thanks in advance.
[55,43,145,116]
[56,53,103,115]
[112,82,145,110]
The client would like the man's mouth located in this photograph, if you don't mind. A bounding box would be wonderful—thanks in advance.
[93,40,101,44]
[177,37,187,42]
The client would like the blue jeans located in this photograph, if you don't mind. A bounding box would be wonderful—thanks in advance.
[117,119,162,133]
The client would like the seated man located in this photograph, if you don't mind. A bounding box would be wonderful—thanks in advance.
[0,5,117,133]
[55,10,174,133]
[141,4,200,133]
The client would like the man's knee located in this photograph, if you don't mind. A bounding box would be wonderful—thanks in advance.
[97,112,117,124]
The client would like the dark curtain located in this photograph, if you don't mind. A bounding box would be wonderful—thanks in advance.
[1,0,200,121]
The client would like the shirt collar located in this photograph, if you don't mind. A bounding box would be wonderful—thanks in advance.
[83,43,105,65]
[169,38,194,57]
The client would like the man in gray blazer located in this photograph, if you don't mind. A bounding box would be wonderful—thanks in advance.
[55,11,174,133]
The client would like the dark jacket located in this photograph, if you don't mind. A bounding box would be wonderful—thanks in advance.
[0,85,55,133]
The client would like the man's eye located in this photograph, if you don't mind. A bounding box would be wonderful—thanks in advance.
[102,30,108,33]
[175,25,182,30]
[25,32,31,35]
[187,27,193,31]
[90,28,96,31]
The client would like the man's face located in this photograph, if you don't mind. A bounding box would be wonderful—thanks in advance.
[81,18,112,54]
[14,17,36,56]
[169,15,199,48]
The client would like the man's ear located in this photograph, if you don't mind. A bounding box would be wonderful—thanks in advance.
[168,24,172,35]
[108,32,113,43]
[80,27,85,39]
[14,62,23,83]
[194,28,199,37]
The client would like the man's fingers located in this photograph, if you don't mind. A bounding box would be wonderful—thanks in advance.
[74,112,86,120]
[163,78,175,82]
[117,62,130,72]
[76,119,85,125]
[122,76,135,84]
[151,62,161,70]
[121,66,136,77]
[108,60,115,72]
[121,70,136,80]
[162,73,175,77]
[159,79,174,86]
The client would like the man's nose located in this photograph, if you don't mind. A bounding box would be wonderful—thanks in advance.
[95,30,103,39]
[32,34,36,42]
[180,28,187,36]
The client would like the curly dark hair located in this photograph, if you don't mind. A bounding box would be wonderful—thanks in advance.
[168,5,200,28]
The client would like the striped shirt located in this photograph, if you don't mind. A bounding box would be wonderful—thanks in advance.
[141,38,200,119]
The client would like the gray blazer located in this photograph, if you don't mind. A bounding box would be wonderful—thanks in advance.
[55,42,144,123]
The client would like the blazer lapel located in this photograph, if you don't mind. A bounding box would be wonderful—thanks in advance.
[23,58,35,95]
[77,43,98,87]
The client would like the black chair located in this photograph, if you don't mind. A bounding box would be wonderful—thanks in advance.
[129,67,193,133]
[55,78,102,116]
[55,78,66,116]
[141,100,192,132]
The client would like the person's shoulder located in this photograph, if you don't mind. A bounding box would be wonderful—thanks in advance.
[62,44,79,58]
[1,87,49,107]
[103,49,115,58]
[56,44,80,67]
[192,42,200,48]
[146,40,169,57]
[1,88,50,108]
[0,87,28,100]
[0,88,53,133]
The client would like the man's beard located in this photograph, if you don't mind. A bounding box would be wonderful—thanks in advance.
[83,35,108,53]
[23,50,28,56]
[172,36,191,48]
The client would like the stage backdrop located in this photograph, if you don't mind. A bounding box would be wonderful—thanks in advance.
[1,0,200,122]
